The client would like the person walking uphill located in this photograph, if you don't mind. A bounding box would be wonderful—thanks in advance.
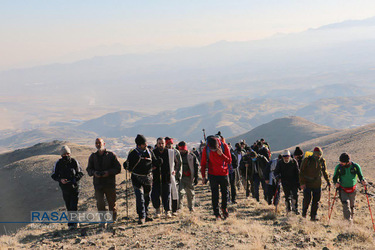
[333,153,367,221]
[299,147,330,221]
[201,135,232,220]
[126,134,158,224]
[52,145,84,229]
[177,141,199,212]
[87,138,121,224]
[274,150,300,215]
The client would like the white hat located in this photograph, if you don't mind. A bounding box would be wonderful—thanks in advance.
[282,150,291,156]
[61,145,71,155]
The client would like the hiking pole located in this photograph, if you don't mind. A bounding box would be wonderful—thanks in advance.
[202,129,207,143]
[328,185,331,219]
[364,185,375,232]
[126,164,129,220]
[328,188,338,223]
[245,164,249,197]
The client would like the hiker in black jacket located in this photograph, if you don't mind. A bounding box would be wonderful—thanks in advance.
[52,145,84,229]
[274,150,300,215]
[126,134,158,224]
[87,138,121,223]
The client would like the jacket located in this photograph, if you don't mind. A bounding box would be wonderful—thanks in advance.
[240,155,269,180]
[153,148,182,184]
[126,147,157,176]
[274,158,300,187]
[52,157,84,188]
[200,141,232,178]
[299,156,330,188]
[181,151,200,182]
[86,150,121,187]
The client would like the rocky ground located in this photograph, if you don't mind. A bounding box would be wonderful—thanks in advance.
[1,177,375,249]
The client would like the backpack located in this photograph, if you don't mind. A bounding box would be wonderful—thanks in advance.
[337,162,360,177]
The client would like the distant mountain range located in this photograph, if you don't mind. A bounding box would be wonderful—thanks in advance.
[1,16,375,132]
[1,93,375,150]
[227,116,340,151]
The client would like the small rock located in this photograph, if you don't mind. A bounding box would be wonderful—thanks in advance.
[74,238,82,244]
[311,242,316,247]
[304,236,311,243]
[177,242,185,248]
[134,241,141,248]
[88,241,96,246]
[322,247,329,250]
[108,246,116,250]
[238,239,245,243]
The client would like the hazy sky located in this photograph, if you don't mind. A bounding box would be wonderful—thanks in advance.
[1,0,375,70]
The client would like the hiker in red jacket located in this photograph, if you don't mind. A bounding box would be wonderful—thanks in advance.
[201,135,232,220]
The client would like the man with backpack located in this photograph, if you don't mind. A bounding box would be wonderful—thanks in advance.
[275,150,300,215]
[52,145,84,230]
[201,135,232,220]
[264,155,282,206]
[240,151,269,202]
[333,153,366,221]
[126,134,158,224]
[299,147,330,221]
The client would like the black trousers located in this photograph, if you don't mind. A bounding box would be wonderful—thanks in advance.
[302,187,321,218]
[209,174,229,216]
[61,184,79,227]
[282,185,299,211]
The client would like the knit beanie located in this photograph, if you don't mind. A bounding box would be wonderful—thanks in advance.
[294,147,304,156]
[135,134,147,146]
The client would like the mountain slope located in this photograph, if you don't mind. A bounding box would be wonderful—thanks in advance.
[0,141,125,235]
[284,122,375,176]
[0,128,97,150]
[228,116,340,151]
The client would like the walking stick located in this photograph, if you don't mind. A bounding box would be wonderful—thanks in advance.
[364,185,375,232]
[328,188,338,223]
[245,163,249,197]
[328,185,331,219]
[126,165,129,220]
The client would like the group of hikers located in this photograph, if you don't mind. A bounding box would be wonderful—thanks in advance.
[51,133,368,229]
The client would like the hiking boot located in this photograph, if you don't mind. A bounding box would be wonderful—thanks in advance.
[165,211,172,218]
[232,200,237,204]
[310,216,319,222]
[155,208,161,218]
[172,211,178,217]
[138,218,145,225]
[215,215,222,221]
[145,217,153,222]
[221,208,229,220]
[294,210,300,215]
[189,208,195,212]
[302,213,307,218]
